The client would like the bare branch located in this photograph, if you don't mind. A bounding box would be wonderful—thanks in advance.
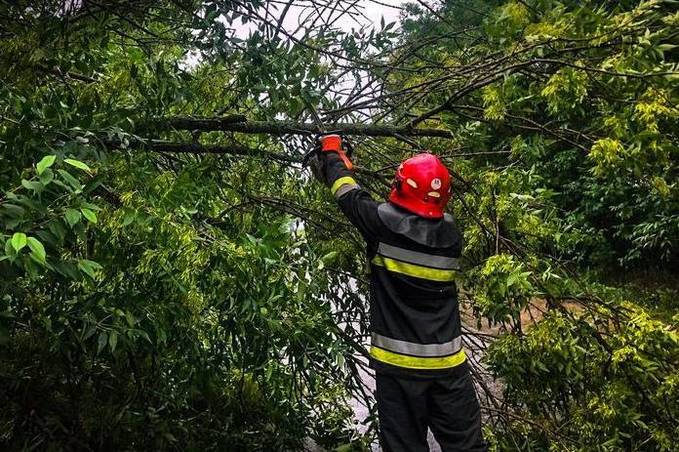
[151,116,455,139]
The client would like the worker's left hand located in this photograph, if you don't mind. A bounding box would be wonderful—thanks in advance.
[308,152,327,184]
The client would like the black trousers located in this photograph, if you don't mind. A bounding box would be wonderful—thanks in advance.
[375,366,486,452]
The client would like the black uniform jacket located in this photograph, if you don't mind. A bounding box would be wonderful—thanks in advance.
[323,152,466,379]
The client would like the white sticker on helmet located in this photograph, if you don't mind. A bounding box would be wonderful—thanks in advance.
[431,178,442,190]
[406,178,418,188]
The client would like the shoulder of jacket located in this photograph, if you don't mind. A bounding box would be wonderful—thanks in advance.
[377,202,459,248]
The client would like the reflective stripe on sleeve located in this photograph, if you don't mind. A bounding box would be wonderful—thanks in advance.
[330,176,359,197]
[371,255,460,282]
[377,242,460,270]
[370,346,466,370]
[334,182,359,198]
[371,333,462,357]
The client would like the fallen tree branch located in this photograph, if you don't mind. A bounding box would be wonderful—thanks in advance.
[141,140,302,164]
[153,114,248,130]
[105,138,384,179]
[150,116,455,138]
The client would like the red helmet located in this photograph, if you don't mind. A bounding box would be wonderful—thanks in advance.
[389,153,452,219]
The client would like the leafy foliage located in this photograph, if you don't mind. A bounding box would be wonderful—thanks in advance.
[392,1,679,450]
[0,1,366,449]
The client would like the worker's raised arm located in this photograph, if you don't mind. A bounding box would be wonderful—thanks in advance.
[312,135,382,242]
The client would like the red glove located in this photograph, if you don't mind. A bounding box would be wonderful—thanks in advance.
[319,134,353,170]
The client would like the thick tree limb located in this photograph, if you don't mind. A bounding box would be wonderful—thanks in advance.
[112,139,391,182]
[143,141,302,164]
[154,114,248,130]
[151,116,455,138]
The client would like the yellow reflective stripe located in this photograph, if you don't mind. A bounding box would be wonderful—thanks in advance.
[371,256,459,282]
[377,242,460,270]
[370,346,466,370]
[330,176,358,195]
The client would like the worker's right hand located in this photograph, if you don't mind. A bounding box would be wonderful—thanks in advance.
[317,134,353,170]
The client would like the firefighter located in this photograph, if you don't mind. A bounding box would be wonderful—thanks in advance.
[310,134,487,452]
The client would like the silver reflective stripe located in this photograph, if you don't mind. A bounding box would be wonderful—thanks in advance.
[377,242,460,270]
[371,333,462,357]
[334,183,359,199]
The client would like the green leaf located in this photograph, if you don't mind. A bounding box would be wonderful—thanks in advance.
[97,332,108,353]
[64,158,92,173]
[81,202,101,211]
[78,259,102,279]
[65,208,82,227]
[36,155,56,175]
[52,261,80,280]
[2,203,24,218]
[321,251,338,265]
[10,232,27,252]
[81,208,97,224]
[125,311,135,327]
[109,331,118,352]
[4,240,16,258]
[122,211,136,226]
[21,179,43,191]
[39,168,54,185]
[82,325,97,341]
[27,236,46,264]
[57,169,83,191]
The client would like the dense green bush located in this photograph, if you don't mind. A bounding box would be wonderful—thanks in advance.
[395,1,678,450]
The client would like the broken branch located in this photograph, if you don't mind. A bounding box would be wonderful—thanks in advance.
[150,116,455,139]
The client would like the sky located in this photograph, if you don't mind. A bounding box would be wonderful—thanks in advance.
[353,0,406,28]
[231,0,410,37]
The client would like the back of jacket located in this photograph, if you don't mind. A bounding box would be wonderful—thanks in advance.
[324,153,466,379]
